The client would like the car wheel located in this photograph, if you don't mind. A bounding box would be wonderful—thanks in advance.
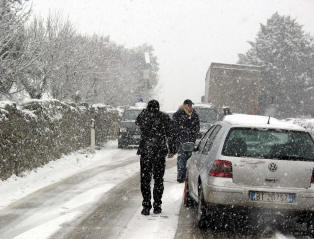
[307,215,314,236]
[118,142,125,149]
[197,184,208,229]
[183,177,195,208]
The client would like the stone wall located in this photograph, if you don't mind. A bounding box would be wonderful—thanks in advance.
[0,100,120,180]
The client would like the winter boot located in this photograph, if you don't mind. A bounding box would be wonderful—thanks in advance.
[153,206,162,214]
[141,207,150,216]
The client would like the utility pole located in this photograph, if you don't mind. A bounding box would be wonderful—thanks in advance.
[90,119,95,153]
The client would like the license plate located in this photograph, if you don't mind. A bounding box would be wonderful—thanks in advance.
[132,135,141,139]
[250,191,294,203]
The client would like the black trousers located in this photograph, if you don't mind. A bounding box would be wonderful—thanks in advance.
[140,152,166,209]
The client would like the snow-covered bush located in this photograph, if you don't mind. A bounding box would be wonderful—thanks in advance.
[0,100,120,180]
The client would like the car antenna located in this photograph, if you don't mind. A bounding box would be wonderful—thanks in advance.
[267,116,270,124]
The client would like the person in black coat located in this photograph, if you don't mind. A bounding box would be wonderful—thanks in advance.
[136,99,176,216]
[172,99,200,183]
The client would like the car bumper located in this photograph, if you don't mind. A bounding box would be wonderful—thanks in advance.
[118,133,141,146]
[203,180,314,212]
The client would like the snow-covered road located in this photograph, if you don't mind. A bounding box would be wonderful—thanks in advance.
[0,141,184,239]
[0,142,139,238]
[0,141,297,239]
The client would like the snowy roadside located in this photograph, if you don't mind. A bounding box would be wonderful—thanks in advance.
[0,140,135,209]
[116,166,185,239]
[0,140,185,239]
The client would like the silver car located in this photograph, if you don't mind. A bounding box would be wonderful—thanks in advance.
[184,114,314,231]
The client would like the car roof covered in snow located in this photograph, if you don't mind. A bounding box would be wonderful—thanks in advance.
[127,106,145,110]
[193,103,216,109]
[125,102,147,110]
[222,114,305,131]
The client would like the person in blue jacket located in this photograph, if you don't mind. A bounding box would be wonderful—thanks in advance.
[172,99,200,183]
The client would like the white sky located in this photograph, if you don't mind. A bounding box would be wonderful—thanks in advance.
[30,0,314,110]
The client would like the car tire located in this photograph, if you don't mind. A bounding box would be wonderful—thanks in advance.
[197,184,208,229]
[307,215,314,237]
[183,177,195,208]
[118,142,125,149]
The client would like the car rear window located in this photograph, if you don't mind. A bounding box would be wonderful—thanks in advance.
[222,127,314,161]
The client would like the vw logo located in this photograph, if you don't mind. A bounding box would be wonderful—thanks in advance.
[268,162,278,172]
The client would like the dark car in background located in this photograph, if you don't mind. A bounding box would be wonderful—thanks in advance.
[118,106,144,148]
[166,110,175,119]
[193,103,220,143]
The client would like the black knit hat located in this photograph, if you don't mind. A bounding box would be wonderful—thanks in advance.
[147,99,160,112]
[183,99,194,105]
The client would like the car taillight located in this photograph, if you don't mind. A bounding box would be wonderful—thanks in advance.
[311,169,314,183]
[209,160,232,178]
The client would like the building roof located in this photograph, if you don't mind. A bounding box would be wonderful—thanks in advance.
[209,62,262,72]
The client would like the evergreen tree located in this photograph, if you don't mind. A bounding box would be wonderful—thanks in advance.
[238,13,313,117]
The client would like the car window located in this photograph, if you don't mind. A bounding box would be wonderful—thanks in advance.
[197,126,215,152]
[122,109,142,121]
[194,107,219,123]
[202,125,222,155]
[222,127,314,161]
[167,112,174,119]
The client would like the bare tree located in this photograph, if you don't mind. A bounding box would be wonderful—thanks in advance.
[21,14,77,99]
[0,0,30,99]
[19,11,159,104]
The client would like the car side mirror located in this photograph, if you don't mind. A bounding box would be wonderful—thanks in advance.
[194,144,199,152]
[181,142,194,152]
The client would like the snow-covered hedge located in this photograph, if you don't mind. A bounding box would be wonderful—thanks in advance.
[0,100,120,180]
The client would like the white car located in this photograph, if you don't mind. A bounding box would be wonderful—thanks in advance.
[184,114,314,232]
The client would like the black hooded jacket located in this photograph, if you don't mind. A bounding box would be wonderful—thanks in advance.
[136,108,176,156]
[172,107,200,145]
